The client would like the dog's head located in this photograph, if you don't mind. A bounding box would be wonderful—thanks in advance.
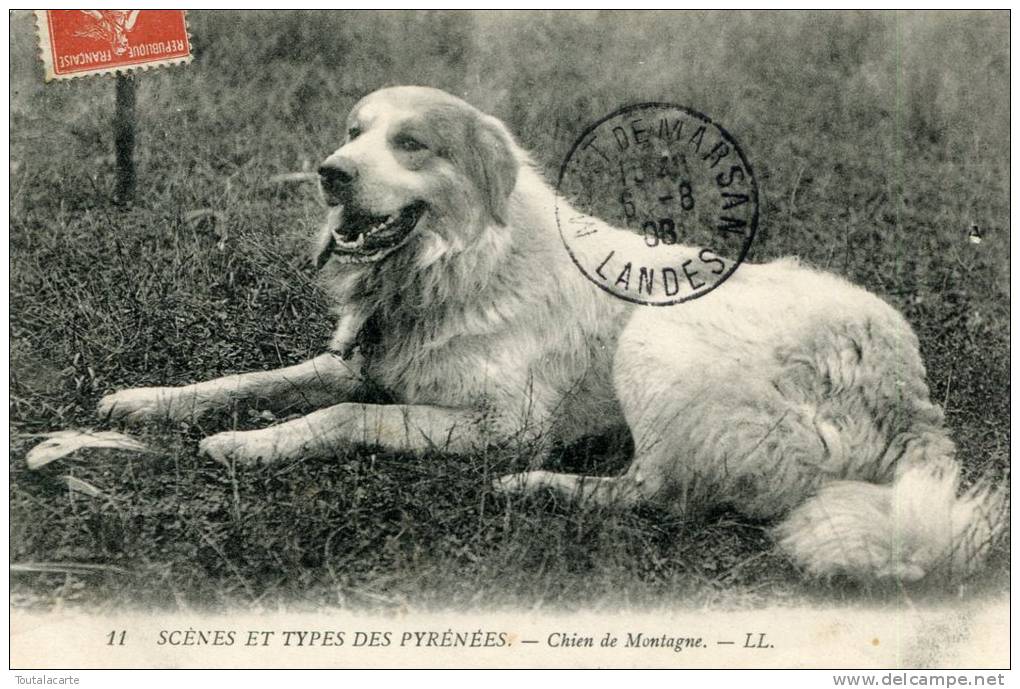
[314,86,519,268]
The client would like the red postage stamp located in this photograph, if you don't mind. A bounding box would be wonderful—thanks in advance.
[35,10,192,81]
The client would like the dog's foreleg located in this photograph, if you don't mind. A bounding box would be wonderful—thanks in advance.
[97,353,363,425]
[493,469,657,509]
[198,402,490,465]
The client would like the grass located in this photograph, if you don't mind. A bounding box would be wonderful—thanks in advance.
[9,10,1010,612]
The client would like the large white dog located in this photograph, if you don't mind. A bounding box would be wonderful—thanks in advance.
[99,86,1004,583]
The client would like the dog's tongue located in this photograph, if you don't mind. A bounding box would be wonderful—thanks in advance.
[326,205,345,233]
[313,207,344,269]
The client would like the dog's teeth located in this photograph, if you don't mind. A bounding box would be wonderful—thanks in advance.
[328,207,417,255]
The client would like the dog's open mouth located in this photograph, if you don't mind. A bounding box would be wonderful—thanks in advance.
[326,201,427,263]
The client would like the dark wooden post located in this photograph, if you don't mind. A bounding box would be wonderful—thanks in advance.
[113,73,136,204]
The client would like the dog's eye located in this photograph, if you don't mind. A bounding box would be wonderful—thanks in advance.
[347,126,362,141]
[395,134,427,152]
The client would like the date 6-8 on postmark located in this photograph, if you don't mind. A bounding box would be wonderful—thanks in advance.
[35,10,192,82]
[557,103,759,305]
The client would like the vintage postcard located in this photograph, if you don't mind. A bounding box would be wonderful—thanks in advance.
[8,9,1010,672]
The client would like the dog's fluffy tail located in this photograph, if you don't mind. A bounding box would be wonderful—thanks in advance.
[775,460,1007,583]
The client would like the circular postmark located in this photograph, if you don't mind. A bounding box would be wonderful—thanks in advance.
[556,103,758,305]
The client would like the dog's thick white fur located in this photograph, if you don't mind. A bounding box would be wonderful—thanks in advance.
[98,86,1004,583]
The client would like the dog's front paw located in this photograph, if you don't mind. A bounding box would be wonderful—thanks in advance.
[199,431,275,467]
[98,387,176,425]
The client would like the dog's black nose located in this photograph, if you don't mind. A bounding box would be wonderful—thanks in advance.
[318,161,356,191]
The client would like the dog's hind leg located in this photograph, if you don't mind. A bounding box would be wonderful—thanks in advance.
[493,464,659,509]
[97,353,364,426]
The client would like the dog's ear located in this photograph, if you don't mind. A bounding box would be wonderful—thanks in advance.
[466,115,518,225]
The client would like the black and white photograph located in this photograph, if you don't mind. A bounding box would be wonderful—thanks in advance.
[8,9,1011,670]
